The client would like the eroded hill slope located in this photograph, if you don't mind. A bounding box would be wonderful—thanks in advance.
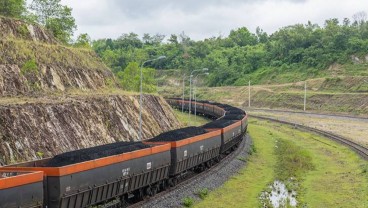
[0,17,181,165]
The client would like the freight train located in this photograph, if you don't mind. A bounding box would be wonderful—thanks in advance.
[0,99,248,208]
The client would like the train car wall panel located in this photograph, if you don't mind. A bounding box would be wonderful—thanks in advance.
[220,121,242,154]
[49,151,171,208]
[169,131,221,176]
[203,104,215,117]
[0,171,43,208]
[194,102,205,114]
[213,106,225,117]
[0,182,43,208]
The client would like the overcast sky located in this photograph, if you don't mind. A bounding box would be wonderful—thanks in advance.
[60,0,368,40]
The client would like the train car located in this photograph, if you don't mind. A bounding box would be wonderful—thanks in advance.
[0,170,44,208]
[1,142,171,208]
[202,119,243,154]
[193,101,204,115]
[145,126,222,185]
[221,114,248,134]
[213,105,226,117]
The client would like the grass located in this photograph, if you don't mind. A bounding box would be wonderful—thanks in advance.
[172,109,211,127]
[195,120,277,208]
[0,37,108,72]
[158,75,368,116]
[195,119,368,207]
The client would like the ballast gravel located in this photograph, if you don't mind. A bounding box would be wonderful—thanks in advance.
[142,134,253,208]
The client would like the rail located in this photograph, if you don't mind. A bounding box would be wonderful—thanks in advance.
[251,115,368,160]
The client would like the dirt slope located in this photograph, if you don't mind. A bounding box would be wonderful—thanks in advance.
[0,17,181,165]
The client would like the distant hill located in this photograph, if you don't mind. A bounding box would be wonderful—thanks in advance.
[93,17,368,87]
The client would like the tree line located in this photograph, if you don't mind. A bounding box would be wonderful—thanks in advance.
[93,12,368,87]
[0,0,79,44]
[2,1,367,88]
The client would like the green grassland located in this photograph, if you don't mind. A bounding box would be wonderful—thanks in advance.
[0,37,108,71]
[158,74,368,116]
[195,119,368,208]
[173,108,210,127]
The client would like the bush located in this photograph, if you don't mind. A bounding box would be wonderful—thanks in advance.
[182,197,194,207]
[21,58,38,75]
[197,188,209,199]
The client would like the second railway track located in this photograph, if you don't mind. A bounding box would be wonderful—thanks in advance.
[251,115,368,160]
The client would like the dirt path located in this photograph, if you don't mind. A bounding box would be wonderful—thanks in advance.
[249,110,368,148]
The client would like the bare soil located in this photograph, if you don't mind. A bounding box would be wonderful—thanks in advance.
[250,110,368,148]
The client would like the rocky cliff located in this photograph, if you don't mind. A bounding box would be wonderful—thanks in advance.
[0,95,180,165]
[0,17,181,165]
[0,17,116,96]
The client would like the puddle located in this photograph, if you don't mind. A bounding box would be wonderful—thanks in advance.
[260,180,297,208]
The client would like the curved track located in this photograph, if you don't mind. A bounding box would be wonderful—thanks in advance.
[251,115,368,160]
[248,108,368,121]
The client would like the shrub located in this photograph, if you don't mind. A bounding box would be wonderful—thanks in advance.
[21,58,38,75]
[182,197,194,207]
[197,188,209,199]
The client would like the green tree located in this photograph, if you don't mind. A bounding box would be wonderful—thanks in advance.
[74,33,91,48]
[30,0,76,43]
[229,27,257,47]
[0,0,26,18]
[117,62,157,93]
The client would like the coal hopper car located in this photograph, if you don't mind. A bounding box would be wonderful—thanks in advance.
[0,142,171,208]
[0,170,44,208]
[145,126,222,185]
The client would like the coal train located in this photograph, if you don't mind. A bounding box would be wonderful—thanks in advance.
[0,99,248,208]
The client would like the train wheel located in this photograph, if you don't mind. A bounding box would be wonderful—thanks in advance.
[206,161,211,168]
[152,185,159,196]
[146,186,153,197]
[215,156,221,163]
[135,188,144,201]
[169,178,178,187]
[161,180,168,191]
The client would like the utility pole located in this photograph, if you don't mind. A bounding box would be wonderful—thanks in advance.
[248,80,251,108]
[182,74,186,113]
[304,81,307,112]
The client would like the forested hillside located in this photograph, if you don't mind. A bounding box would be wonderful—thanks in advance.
[93,13,368,87]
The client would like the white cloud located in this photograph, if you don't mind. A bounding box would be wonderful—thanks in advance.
[60,0,368,40]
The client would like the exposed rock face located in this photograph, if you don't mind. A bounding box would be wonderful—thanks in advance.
[0,17,116,96]
[0,17,181,166]
[0,64,114,96]
[0,17,57,44]
[0,95,181,165]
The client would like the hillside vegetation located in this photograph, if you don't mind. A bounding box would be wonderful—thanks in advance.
[93,13,368,86]
[158,75,368,116]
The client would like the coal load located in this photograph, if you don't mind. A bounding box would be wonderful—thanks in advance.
[147,126,207,142]
[221,114,245,120]
[47,142,151,167]
[225,109,245,115]
[195,100,209,104]
[215,104,233,109]
[202,119,237,129]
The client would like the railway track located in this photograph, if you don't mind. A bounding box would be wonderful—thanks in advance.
[251,115,368,160]
[128,134,249,208]
[248,108,368,121]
